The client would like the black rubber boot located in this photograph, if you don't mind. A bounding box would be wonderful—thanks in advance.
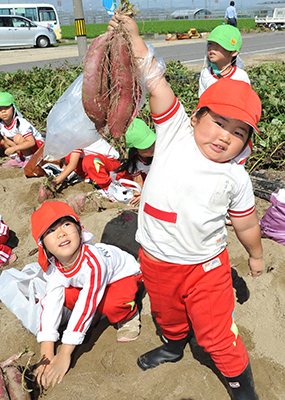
[224,362,259,400]
[137,335,189,371]
[231,267,250,305]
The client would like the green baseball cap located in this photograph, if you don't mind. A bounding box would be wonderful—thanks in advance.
[0,92,16,107]
[207,25,242,52]
[126,118,156,151]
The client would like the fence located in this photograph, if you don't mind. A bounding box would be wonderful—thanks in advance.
[58,9,255,26]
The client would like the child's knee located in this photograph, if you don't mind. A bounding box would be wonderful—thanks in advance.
[13,134,24,145]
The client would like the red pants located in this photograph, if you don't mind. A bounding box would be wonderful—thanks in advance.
[139,248,248,377]
[0,231,9,245]
[64,274,143,324]
[19,139,44,157]
[0,244,12,264]
[0,230,11,264]
[81,154,121,189]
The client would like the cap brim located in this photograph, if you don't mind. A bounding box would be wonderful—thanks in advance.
[208,104,259,134]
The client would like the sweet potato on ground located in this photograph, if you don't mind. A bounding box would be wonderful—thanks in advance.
[5,366,31,400]
[0,368,9,400]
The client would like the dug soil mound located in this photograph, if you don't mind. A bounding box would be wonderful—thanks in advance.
[0,159,285,399]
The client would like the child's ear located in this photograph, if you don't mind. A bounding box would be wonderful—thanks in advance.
[191,112,197,127]
[231,51,238,57]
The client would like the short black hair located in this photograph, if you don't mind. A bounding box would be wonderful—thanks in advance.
[230,1,235,5]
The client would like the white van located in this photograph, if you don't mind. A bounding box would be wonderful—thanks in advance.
[0,3,61,40]
[0,15,57,48]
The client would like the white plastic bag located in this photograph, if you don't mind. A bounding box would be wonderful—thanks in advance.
[107,178,141,204]
[44,74,103,161]
[41,163,76,181]
[0,263,46,335]
[0,263,71,335]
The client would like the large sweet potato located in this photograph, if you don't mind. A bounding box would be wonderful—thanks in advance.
[0,368,9,400]
[82,1,142,140]
[107,32,140,138]
[5,366,31,400]
[101,44,111,120]
[82,31,114,132]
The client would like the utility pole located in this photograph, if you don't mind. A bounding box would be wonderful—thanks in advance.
[72,0,87,57]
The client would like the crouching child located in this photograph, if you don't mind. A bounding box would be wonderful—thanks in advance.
[31,201,142,388]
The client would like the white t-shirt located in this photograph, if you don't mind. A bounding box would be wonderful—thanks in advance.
[69,137,120,160]
[199,65,251,97]
[130,156,151,178]
[37,243,141,345]
[0,116,44,142]
[225,5,237,19]
[135,97,255,265]
[82,137,119,159]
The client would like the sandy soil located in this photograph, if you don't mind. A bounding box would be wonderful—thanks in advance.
[0,157,285,400]
[1,49,285,399]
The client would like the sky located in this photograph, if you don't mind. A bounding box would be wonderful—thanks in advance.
[1,0,281,13]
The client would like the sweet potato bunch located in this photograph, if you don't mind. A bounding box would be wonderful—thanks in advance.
[82,1,141,139]
[0,348,33,400]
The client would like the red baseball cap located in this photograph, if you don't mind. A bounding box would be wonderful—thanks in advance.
[197,79,262,133]
[31,201,93,271]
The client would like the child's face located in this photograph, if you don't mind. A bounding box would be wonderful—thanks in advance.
[42,217,81,267]
[137,142,155,158]
[191,110,250,163]
[0,105,14,125]
[207,41,238,68]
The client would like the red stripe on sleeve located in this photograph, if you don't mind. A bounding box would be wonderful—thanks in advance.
[151,97,180,125]
[22,132,32,138]
[228,206,255,218]
[74,249,102,333]
[39,294,47,332]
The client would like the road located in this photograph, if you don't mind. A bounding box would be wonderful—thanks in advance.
[0,30,285,73]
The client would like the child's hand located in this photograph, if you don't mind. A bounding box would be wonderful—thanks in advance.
[108,14,140,39]
[43,352,71,387]
[51,178,60,188]
[34,356,52,387]
[5,146,17,156]
[129,192,141,207]
[248,256,264,279]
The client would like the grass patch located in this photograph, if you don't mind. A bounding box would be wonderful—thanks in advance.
[61,19,256,39]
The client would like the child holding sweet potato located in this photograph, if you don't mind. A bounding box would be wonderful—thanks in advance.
[108,15,264,400]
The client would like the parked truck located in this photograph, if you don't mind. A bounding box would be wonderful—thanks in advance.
[255,7,285,31]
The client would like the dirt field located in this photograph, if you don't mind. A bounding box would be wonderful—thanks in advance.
[0,43,285,400]
[0,158,285,400]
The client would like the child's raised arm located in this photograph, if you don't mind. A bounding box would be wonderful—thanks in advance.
[231,211,264,279]
[108,15,174,115]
